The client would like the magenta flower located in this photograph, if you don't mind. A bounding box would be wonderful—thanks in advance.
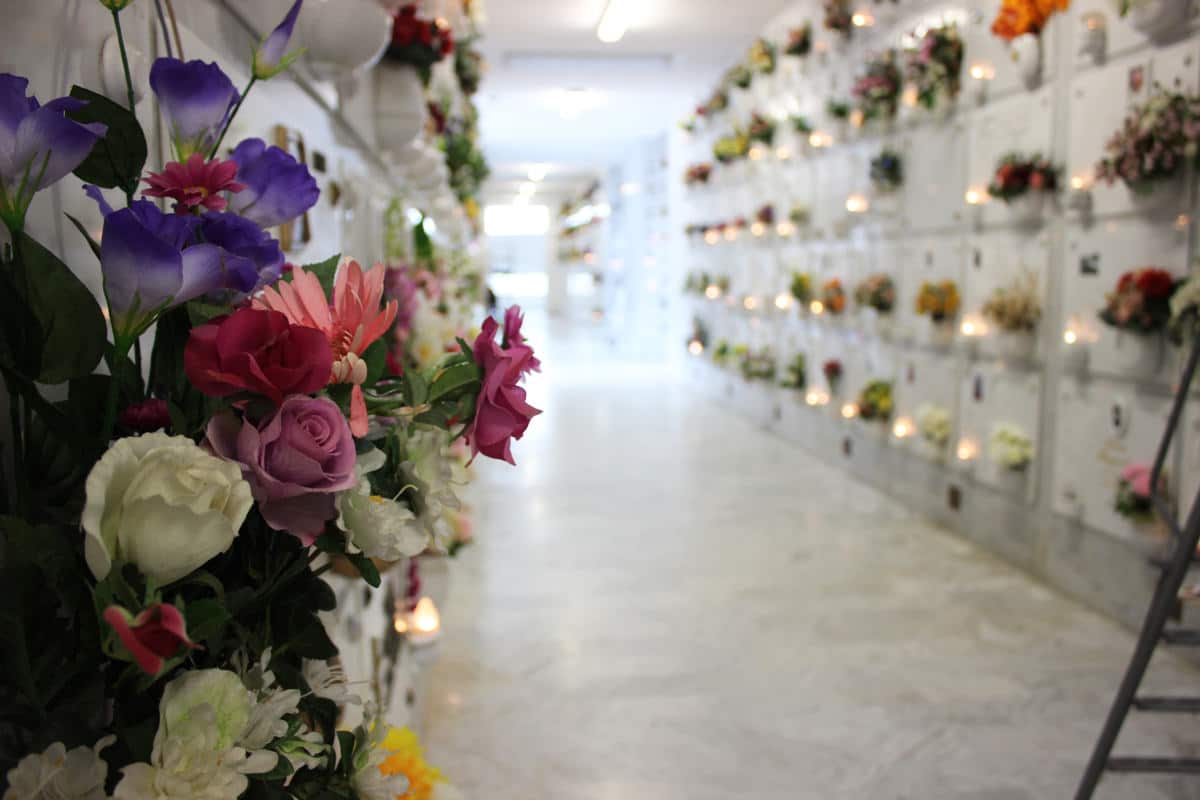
[503,305,541,376]
[465,312,541,464]
[206,396,357,544]
[143,153,246,214]
[1121,462,1154,498]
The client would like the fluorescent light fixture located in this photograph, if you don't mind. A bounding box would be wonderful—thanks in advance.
[484,204,550,236]
[597,0,629,43]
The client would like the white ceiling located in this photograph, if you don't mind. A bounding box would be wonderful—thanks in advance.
[474,0,794,190]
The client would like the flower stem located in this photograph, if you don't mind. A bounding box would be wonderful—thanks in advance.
[111,10,138,113]
[209,76,257,159]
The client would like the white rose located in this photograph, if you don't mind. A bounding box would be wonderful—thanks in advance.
[337,449,428,562]
[82,433,253,584]
[3,736,114,800]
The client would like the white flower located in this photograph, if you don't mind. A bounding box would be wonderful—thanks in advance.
[113,669,277,800]
[302,659,362,707]
[4,736,114,800]
[916,404,951,446]
[402,428,462,536]
[989,423,1034,470]
[337,449,429,561]
[275,729,328,773]
[349,712,409,800]
[82,433,253,584]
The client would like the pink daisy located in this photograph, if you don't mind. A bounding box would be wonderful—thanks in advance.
[143,153,246,214]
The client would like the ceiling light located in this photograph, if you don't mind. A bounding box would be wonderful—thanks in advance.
[554,88,598,119]
[597,0,630,43]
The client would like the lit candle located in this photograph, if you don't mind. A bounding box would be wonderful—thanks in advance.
[776,221,796,237]
[805,389,821,406]
[723,227,738,241]
[1063,328,1078,345]
[902,85,919,108]
[964,188,989,206]
[959,314,988,337]
[743,295,759,311]
[893,417,915,439]
[845,194,870,214]
[776,146,792,161]
[703,230,720,246]
[774,292,793,311]
[956,438,978,462]
[850,109,865,128]
[688,340,704,356]
[841,403,859,420]
[407,596,441,646]
[852,11,875,27]
[704,284,721,300]
[809,300,825,315]
[968,63,995,81]
[751,221,766,237]
[748,145,765,161]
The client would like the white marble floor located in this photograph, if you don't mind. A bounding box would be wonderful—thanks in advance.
[424,317,1200,799]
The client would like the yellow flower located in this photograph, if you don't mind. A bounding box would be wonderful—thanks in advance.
[378,728,444,800]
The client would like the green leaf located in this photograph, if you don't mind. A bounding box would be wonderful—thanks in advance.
[8,233,107,384]
[67,86,148,194]
[185,300,230,327]
[284,254,340,298]
[342,551,381,588]
[428,361,482,403]
[184,598,231,644]
[361,337,389,388]
[405,369,429,406]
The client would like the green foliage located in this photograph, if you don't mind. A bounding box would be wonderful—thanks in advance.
[66,86,147,198]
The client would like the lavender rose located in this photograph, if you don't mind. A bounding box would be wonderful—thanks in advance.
[207,396,357,544]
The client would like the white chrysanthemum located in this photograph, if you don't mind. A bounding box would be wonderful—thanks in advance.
[302,659,362,707]
[4,736,114,800]
[350,709,409,800]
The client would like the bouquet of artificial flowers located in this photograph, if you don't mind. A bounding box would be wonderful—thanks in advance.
[823,359,844,394]
[0,3,540,797]
[982,272,1041,332]
[713,132,750,163]
[386,2,455,79]
[824,0,854,35]
[989,423,1034,470]
[791,272,815,304]
[785,24,813,57]
[747,112,777,146]
[917,404,952,447]
[991,0,1070,41]
[684,163,713,186]
[1095,86,1200,193]
[740,348,777,382]
[915,280,961,323]
[857,380,894,422]
[853,50,902,122]
[855,274,897,312]
[781,353,808,389]
[821,278,848,315]
[986,153,1061,201]
[1115,462,1163,520]
[749,38,777,74]
[1099,267,1178,333]
[869,149,904,193]
[905,24,964,109]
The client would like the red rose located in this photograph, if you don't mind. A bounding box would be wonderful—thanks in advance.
[103,603,197,676]
[1116,271,1136,293]
[119,398,172,432]
[1029,171,1045,190]
[1135,268,1175,299]
[185,307,333,405]
[465,313,542,464]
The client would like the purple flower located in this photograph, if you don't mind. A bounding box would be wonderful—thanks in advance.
[199,211,286,297]
[0,74,106,231]
[206,396,358,545]
[87,188,222,339]
[227,138,319,228]
[254,0,305,80]
[149,58,238,159]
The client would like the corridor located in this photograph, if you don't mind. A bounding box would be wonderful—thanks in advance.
[425,319,1200,800]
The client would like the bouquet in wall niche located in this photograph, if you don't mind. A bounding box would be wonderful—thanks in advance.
[791,115,814,135]
[386,2,456,80]
[823,359,844,394]
[852,50,903,122]
[1095,86,1200,194]
[820,278,849,315]
[904,24,964,110]
[713,132,750,164]
[1115,462,1165,521]
[0,2,539,795]
[747,112,777,146]
[791,271,815,304]
[454,37,485,96]
[781,353,808,389]
[854,274,896,313]
[755,204,776,226]
[702,87,730,117]
[869,149,904,193]
[726,62,754,91]
[989,423,1034,470]
[790,204,813,228]
[857,380,894,422]
[785,24,813,58]
[982,272,1041,332]
[1099,267,1179,334]
[917,404,953,447]
[749,37,778,75]
[824,0,855,35]
[986,153,1061,201]
[740,348,777,382]
[827,98,853,121]
[713,339,733,366]
[915,280,961,323]
[684,163,713,186]
[991,0,1071,41]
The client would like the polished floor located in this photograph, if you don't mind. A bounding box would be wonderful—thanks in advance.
[424,315,1200,800]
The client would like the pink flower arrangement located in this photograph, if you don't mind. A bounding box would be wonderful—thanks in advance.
[1116,461,1166,521]
[143,153,245,214]
[1095,87,1200,192]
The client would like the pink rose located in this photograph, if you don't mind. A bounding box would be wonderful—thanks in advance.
[207,396,357,544]
[465,314,541,464]
[103,603,196,676]
[1121,462,1153,499]
[503,305,541,375]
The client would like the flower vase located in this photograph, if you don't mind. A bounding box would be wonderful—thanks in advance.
[1126,175,1189,217]
[1110,329,1165,379]
[918,437,948,464]
[928,321,956,350]
[859,418,888,442]
[299,0,392,79]
[994,330,1038,363]
[994,465,1029,496]
[1005,191,1047,226]
[376,63,427,147]
[1009,33,1043,90]
[1128,0,1194,38]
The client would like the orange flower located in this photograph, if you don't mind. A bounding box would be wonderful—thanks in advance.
[990,0,1069,41]
[377,728,443,800]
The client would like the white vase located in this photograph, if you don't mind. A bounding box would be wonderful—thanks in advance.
[1126,176,1189,217]
[1127,0,1193,38]
[1009,33,1043,90]
[375,63,427,148]
[1004,191,1048,226]
[1110,329,1165,378]
[994,331,1038,363]
[928,321,956,350]
[300,0,393,79]
[994,465,1029,496]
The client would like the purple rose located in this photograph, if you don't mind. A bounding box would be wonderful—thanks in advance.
[227,138,320,228]
[207,396,357,545]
